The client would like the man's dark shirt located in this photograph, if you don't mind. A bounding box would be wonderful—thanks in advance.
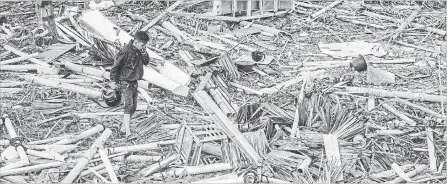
[110,40,150,83]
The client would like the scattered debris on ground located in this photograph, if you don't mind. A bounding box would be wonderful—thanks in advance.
[1,1,446,183]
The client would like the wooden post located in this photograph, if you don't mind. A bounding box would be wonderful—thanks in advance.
[274,0,278,12]
[61,129,112,183]
[232,0,237,17]
[247,0,252,16]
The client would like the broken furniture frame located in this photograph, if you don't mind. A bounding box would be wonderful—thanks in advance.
[175,122,227,166]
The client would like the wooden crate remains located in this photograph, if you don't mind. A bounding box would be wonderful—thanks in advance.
[213,0,295,16]
[175,122,228,166]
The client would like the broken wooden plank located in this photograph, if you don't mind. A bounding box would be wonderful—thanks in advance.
[37,43,76,63]
[240,21,281,35]
[389,165,428,183]
[323,134,343,181]
[193,90,262,166]
[391,163,413,182]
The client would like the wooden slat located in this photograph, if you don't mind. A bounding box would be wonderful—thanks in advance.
[323,134,343,181]
[213,0,223,15]
[427,127,437,171]
[260,0,264,15]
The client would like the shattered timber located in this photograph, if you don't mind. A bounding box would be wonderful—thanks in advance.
[0,0,446,183]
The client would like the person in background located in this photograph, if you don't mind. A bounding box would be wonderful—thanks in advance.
[110,31,150,137]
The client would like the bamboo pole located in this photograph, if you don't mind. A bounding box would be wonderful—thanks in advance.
[61,128,112,183]
[63,61,109,79]
[140,0,185,31]
[381,102,417,126]
[396,98,447,120]
[0,64,39,71]
[98,148,119,183]
[111,155,162,162]
[140,154,178,177]
[22,75,102,98]
[151,163,233,178]
[26,149,66,162]
[0,53,38,65]
[54,124,105,145]
[343,87,447,103]
[3,45,52,68]
[0,162,63,177]
[0,81,28,88]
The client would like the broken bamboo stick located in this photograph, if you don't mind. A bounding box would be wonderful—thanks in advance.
[3,45,52,68]
[291,76,307,138]
[98,148,119,183]
[308,0,343,20]
[151,163,233,178]
[391,163,413,182]
[0,162,63,177]
[381,102,417,126]
[61,128,112,183]
[22,75,102,98]
[0,53,38,65]
[396,98,447,120]
[54,124,105,145]
[343,87,447,103]
[140,154,178,177]
[140,0,185,31]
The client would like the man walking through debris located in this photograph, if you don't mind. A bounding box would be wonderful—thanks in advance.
[109,31,150,137]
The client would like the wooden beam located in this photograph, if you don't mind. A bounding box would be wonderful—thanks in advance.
[232,0,237,17]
